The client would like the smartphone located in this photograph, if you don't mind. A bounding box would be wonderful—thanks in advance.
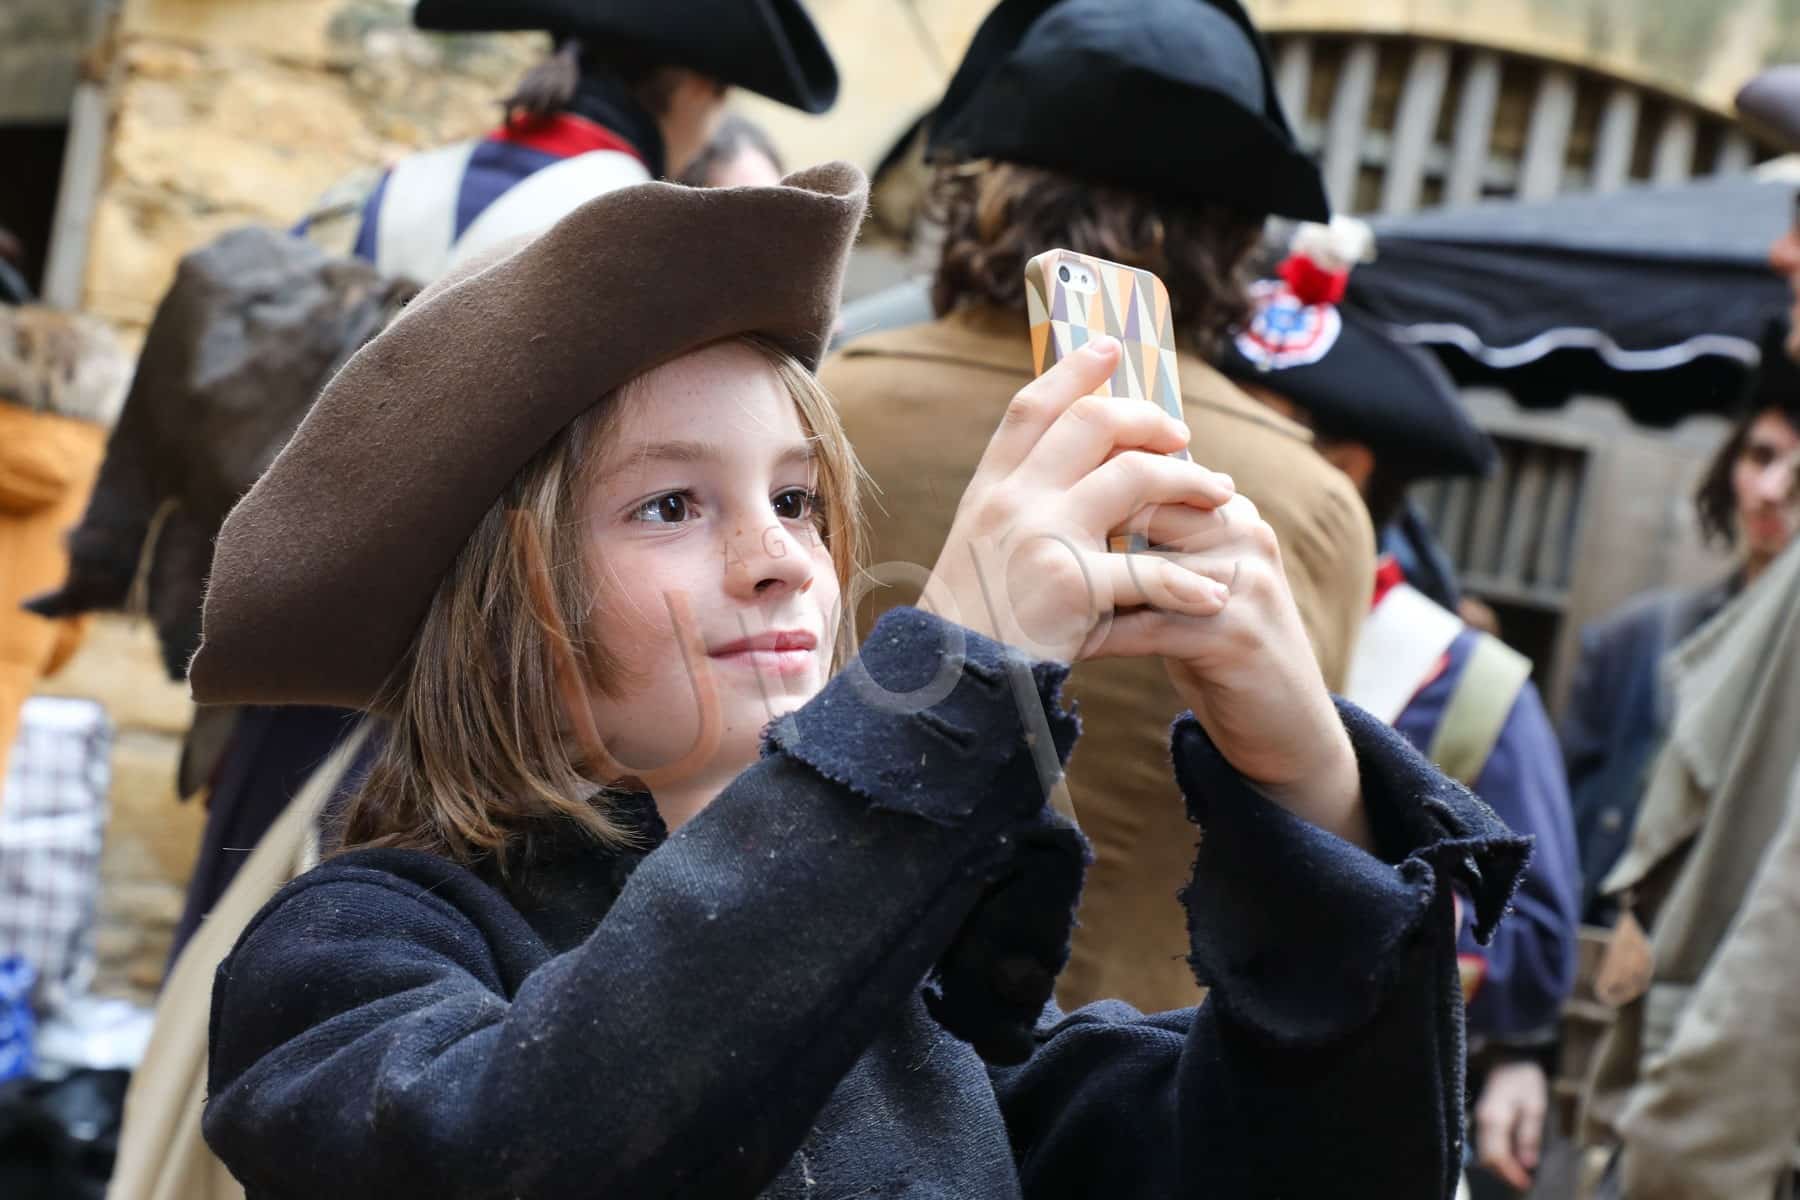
[1025,248,1189,551]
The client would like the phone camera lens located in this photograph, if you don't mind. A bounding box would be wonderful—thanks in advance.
[1058,265,1071,283]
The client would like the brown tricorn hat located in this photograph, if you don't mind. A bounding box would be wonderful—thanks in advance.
[189,161,868,710]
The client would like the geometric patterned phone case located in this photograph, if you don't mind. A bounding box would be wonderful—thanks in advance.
[1024,247,1188,453]
[1025,248,1190,551]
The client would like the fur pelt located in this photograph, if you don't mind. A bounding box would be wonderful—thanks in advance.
[25,228,418,682]
[0,305,130,428]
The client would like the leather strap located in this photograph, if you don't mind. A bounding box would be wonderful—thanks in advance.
[1428,631,1531,787]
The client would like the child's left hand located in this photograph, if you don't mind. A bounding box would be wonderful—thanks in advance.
[1090,490,1370,849]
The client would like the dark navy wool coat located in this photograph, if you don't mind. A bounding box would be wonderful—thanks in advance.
[1395,629,1579,1042]
[203,608,1528,1198]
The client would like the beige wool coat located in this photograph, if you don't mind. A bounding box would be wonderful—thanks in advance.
[821,304,1376,1013]
[1583,540,1800,1197]
[1613,768,1800,1199]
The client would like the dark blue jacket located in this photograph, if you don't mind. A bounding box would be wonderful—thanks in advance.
[1394,630,1579,1042]
[203,609,1527,1199]
[1559,578,1735,921]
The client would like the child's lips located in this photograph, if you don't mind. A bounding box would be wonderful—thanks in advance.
[708,630,818,676]
[709,647,817,676]
[1747,511,1794,542]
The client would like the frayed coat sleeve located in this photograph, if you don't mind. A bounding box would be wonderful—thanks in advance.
[992,700,1532,1200]
[203,608,1076,1200]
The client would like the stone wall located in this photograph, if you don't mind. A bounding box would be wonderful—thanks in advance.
[84,0,543,337]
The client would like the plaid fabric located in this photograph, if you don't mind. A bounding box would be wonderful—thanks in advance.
[0,696,111,1015]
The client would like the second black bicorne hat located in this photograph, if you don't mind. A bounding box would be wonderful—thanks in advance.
[1223,280,1497,479]
[413,0,839,114]
[926,0,1329,221]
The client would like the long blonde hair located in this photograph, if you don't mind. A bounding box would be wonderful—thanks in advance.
[339,336,866,871]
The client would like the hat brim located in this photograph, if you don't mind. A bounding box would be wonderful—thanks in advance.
[929,58,1329,221]
[413,0,838,114]
[190,162,868,710]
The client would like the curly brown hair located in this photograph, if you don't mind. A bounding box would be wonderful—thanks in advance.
[928,162,1265,362]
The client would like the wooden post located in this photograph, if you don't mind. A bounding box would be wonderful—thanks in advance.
[1519,67,1577,201]
[41,0,118,312]
[1382,44,1452,215]
[1323,39,1379,214]
[1651,111,1697,185]
[1592,86,1641,193]
[1446,52,1502,208]
[1275,36,1314,133]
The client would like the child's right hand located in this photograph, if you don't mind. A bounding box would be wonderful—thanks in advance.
[921,336,1237,663]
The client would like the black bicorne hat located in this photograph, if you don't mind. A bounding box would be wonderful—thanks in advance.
[1223,268,1496,479]
[926,0,1329,221]
[413,0,839,114]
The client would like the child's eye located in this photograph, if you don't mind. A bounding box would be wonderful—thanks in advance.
[632,491,695,523]
[772,488,820,522]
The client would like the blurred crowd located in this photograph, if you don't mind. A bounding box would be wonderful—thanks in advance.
[2,2,1799,1199]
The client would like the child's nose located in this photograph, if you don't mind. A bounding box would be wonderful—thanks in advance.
[725,521,817,597]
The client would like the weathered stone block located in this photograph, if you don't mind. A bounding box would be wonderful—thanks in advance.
[84,4,542,336]
[82,185,248,331]
[91,729,198,1001]
[122,39,205,82]
[123,0,346,68]
[91,924,144,970]
[103,729,202,884]
[99,879,188,929]
[37,615,193,736]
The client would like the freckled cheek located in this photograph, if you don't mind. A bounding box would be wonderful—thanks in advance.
[587,547,713,666]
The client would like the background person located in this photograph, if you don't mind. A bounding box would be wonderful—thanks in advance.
[822,0,1378,1016]
[1580,71,1800,1190]
[1560,321,1800,923]
[678,112,785,188]
[173,0,841,963]
[306,0,838,281]
[1222,242,1580,1196]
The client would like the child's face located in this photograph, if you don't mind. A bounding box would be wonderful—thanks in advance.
[579,341,841,792]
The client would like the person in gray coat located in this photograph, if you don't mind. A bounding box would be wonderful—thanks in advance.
[1560,320,1800,923]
